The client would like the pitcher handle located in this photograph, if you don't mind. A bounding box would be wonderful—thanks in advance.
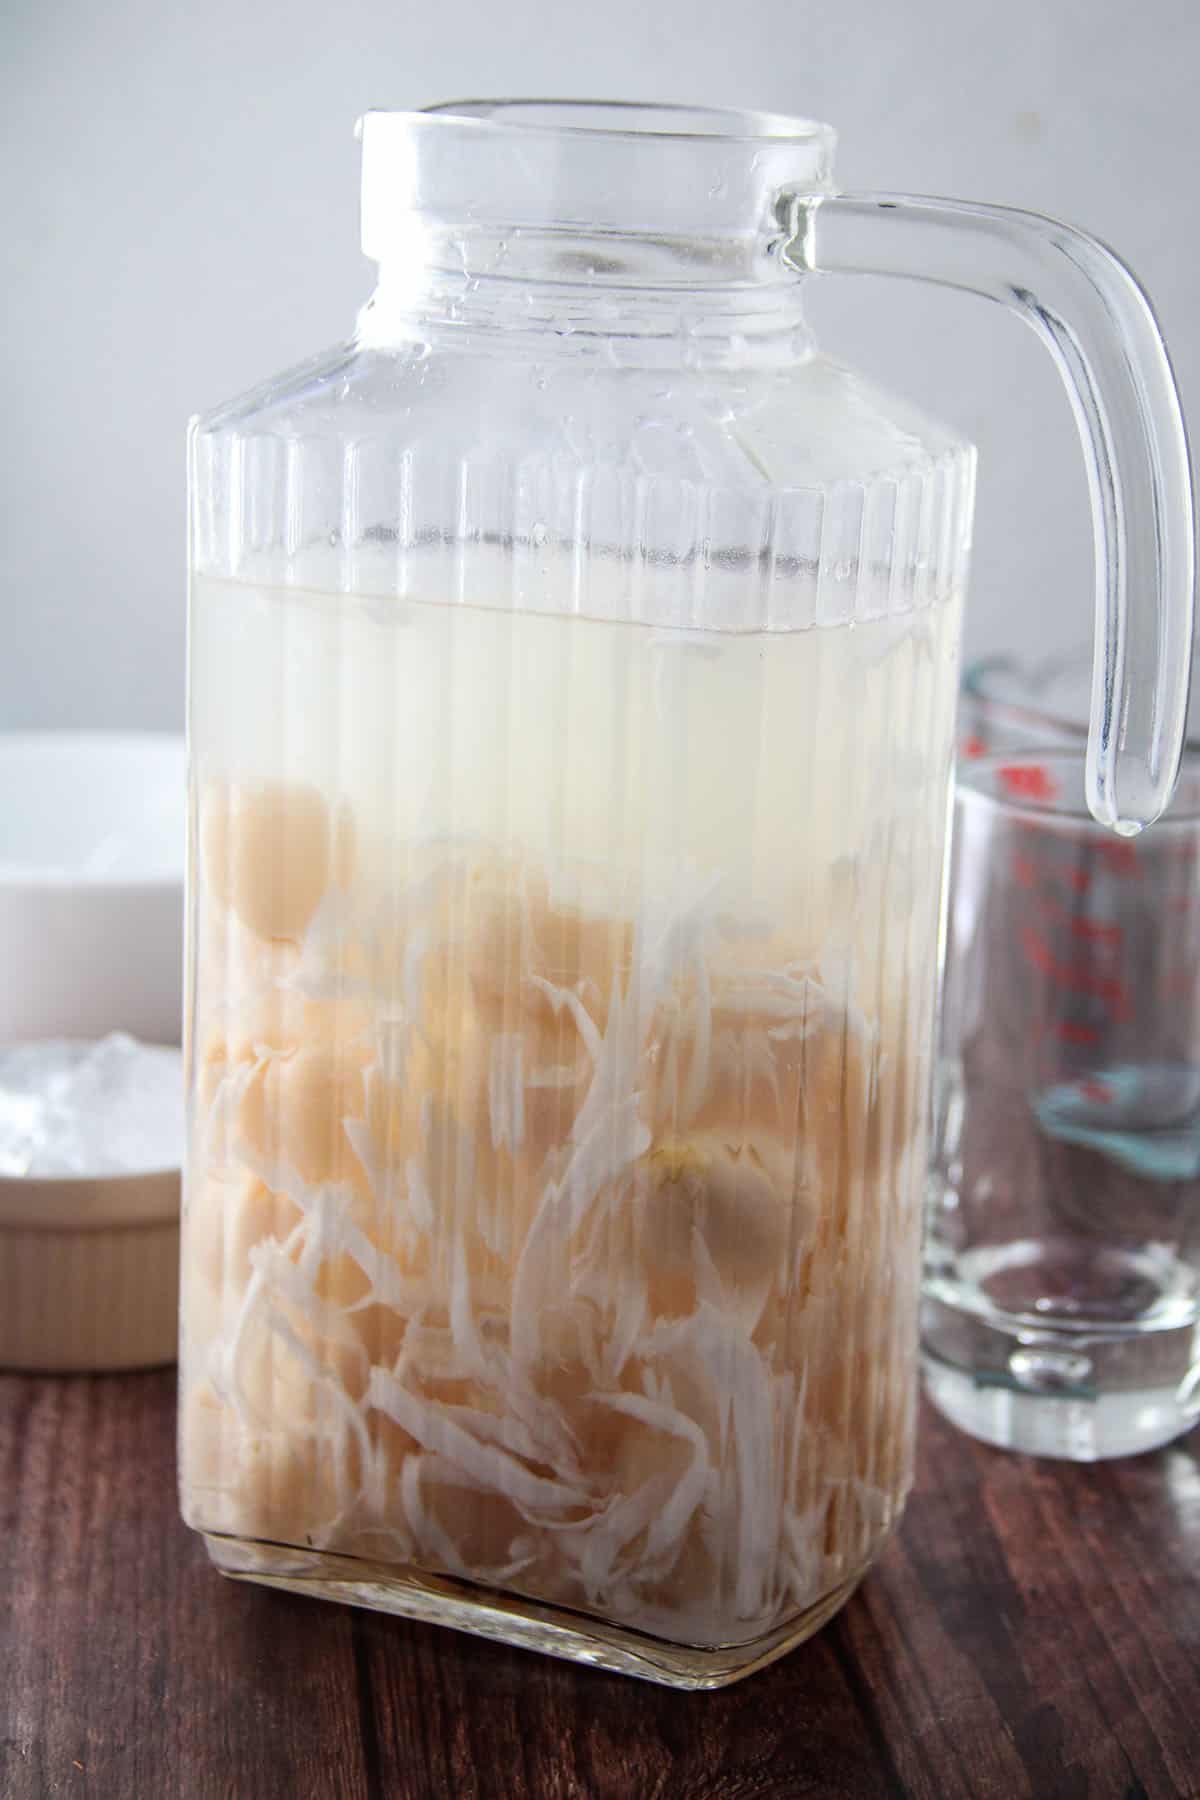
[790,193,1194,834]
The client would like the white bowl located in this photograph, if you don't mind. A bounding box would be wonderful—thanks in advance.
[0,1162,180,1371]
[0,732,186,1044]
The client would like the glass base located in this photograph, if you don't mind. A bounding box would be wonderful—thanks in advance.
[922,1232,1200,1459]
[202,1532,862,1689]
[922,1348,1200,1460]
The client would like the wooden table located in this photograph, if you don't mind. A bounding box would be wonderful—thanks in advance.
[3,1370,1199,1799]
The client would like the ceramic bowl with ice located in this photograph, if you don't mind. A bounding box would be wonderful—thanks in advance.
[0,732,185,1044]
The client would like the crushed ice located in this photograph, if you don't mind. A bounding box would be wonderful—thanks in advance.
[0,1033,183,1178]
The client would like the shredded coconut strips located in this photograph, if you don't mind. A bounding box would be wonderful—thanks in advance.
[181,783,920,1652]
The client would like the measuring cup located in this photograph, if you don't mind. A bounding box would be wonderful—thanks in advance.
[924,750,1200,1459]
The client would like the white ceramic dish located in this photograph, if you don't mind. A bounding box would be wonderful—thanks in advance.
[0,1035,183,1370]
[0,1161,181,1371]
[0,732,186,1044]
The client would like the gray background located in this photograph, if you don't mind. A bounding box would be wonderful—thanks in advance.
[4,0,1197,732]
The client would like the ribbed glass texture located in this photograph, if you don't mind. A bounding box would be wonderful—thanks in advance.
[180,146,973,1682]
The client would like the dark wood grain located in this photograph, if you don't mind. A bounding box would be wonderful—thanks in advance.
[3,1371,1199,1799]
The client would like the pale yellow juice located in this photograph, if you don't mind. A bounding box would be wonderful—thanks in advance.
[181,569,959,1648]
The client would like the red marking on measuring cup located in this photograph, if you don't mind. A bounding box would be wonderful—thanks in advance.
[1020,924,1054,976]
[1019,924,1131,1018]
[1098,840,1140,875]
[1065,866,1092,895]
[963,734,987,759]
[1079,1077,1115,1105]
[1055,1020,1101,1046]
[999,762,1059,802]
[1037,884,1096,933]
[1069,915,1123,947]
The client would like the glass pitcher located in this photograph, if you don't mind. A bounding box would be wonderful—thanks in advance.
[179,102,1194,1687]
